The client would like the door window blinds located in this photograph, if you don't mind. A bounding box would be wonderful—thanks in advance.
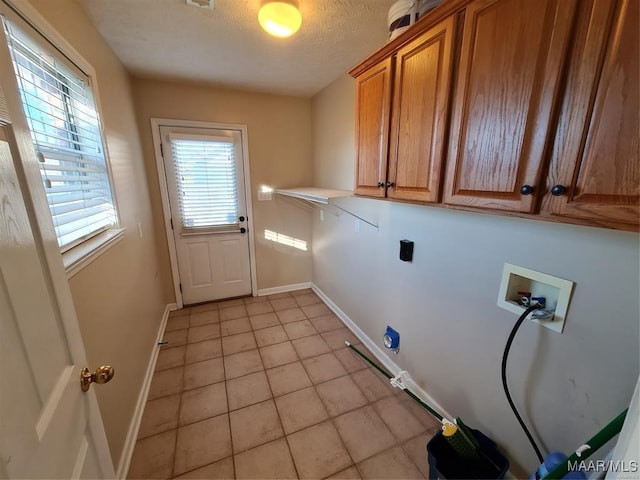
[3,18,117,251]
[170,135,239,231]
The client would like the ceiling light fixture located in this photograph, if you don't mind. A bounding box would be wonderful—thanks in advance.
[258,0,302,38]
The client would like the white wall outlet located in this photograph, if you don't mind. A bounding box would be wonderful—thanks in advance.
[258,189,272,201]
[497,263,575,333]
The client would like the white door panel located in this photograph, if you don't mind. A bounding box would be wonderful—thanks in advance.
[160,126,252,304]
[216,235,250,289]
[0,129,113,478]
[220,238,243,282]
[185,240,213,287]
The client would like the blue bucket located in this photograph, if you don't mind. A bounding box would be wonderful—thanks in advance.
[426,429,510,479]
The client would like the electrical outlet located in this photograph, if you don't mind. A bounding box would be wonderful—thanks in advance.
[354,219,360,233]
[258,189,272,201]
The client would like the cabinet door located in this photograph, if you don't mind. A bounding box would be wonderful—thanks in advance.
[387,16,455,203]
[545,0,638,227]
[443,0,577,212]
[354,57,393,197]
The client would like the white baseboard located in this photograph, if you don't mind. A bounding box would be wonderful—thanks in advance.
[311,284,454,422]
[257,282,312,297]
[116,302,177,479]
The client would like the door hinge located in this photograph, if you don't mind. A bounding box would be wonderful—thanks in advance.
[179,283,182,293]
[160,142,164,157]
[170,218,173,229]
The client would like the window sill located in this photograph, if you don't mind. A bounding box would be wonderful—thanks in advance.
[64,228,126,279]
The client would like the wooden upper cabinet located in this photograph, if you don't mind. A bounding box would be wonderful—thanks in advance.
[443,0,578,212]
[387,16,455,203]
[354,57,393,197]
[545,0,639,227]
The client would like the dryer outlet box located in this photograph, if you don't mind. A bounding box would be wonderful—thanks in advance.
[400,240,414,262]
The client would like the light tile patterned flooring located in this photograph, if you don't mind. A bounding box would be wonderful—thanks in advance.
[128,289,440,479]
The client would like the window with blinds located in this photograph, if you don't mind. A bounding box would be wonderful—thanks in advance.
[170,135,239,231]
[3,18,117,251]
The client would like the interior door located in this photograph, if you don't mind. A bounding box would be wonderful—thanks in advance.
[0,62,114,479]
[160,126,251,305]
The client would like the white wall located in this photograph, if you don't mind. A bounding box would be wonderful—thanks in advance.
[311,75,640,477]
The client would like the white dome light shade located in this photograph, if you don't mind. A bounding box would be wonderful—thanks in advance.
[258,0,302,38]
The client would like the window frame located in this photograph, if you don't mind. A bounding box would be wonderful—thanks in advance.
[1,0,123,277]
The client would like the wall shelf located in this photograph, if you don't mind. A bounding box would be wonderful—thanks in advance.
[273,187,378,230]
[273,187,352,204]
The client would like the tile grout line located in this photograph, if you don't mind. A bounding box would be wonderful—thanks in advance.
[221,318,236,480]
[169,310,188,479]
[298,319,360,479]
[250,297,301,479]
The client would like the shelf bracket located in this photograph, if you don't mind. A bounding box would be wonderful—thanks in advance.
[332,204,379,230]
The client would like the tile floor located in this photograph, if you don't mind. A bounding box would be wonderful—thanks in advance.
[128,289,441,479]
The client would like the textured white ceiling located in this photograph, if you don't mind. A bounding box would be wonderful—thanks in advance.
[78,0,394,97]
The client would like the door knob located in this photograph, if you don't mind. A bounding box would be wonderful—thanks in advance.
[80,365,114,392]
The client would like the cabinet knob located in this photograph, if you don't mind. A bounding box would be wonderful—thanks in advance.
[551,185,567,196]
[240,227,246,234]
[377,182,384,188]
[520,185,534,195]
[386,181,395,188]
[238,216,245,222]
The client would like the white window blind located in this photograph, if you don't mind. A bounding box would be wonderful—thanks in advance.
[170,135,239,230]
[3,18,117,251]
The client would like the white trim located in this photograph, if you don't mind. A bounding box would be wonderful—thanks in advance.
[3,0,94,76]
[116,303,176,479]
[311,283,455,422]
[150,120,181,307]
[258,282,312,297]
[64,228,125,278]
[150,118,258,308]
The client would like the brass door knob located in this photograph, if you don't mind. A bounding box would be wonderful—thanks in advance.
[80,365,115,392]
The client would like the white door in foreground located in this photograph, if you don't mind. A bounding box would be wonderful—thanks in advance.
[0,29,114,478]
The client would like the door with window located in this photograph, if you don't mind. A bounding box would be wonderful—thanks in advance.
[160,126,251,305]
